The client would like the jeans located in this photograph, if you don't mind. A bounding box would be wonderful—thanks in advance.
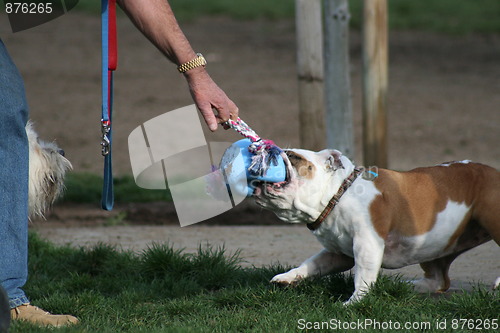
[0,40,30,308]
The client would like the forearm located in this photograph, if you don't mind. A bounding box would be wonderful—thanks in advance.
[117,0,238,131]
[117,0,197,66]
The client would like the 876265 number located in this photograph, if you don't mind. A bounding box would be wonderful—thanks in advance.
[451,318,498,330]
[5,2,53,14]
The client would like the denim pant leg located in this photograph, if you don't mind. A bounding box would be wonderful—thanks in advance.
[0,40,30,308]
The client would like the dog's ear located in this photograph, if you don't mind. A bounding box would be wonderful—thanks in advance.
[325,150,344,171]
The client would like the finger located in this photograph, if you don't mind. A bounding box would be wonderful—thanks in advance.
[215,107,231,124]
[224,103,239,130]
[198,105,219,132]
[214,100,239,124]
[229,103,239,120]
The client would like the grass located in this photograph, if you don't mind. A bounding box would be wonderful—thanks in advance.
[350,0,500,35]
[72,0,500,35]
[11,232,500,332]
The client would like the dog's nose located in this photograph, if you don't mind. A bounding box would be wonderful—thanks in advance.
[58,149,65,157]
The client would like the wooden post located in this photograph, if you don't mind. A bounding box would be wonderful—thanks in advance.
[296,0,326,150]
[323,0,354,157]
[362,0,388,168]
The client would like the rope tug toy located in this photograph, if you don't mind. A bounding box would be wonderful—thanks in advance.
[225,117,284,177]
[208,118,286,198]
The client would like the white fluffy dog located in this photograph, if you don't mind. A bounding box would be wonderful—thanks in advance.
[27,121,72,218]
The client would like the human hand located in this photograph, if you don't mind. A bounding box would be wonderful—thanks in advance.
[184,68,239,131]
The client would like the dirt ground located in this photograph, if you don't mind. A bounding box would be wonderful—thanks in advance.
[1,12,499,289]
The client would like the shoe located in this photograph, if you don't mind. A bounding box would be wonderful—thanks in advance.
[10,303,78,327]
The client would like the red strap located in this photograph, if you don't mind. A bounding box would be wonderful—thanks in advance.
[108,0,117,71]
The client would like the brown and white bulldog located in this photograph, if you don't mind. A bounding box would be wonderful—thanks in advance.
[253,149,500,304]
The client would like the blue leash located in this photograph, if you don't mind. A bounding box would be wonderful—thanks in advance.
[101,0,116,210]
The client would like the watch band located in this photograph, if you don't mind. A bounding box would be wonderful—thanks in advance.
[177,53,207,73]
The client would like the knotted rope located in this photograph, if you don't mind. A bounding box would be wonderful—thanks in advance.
[225,118,283,177]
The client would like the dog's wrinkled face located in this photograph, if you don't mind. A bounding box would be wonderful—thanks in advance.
[27,121,72,218]
[253,149,345,223]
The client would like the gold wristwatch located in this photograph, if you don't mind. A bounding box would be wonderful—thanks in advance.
[177,53,207,73]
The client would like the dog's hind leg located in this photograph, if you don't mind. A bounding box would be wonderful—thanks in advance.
[474,169,500,246]
[270,249,354,286]
[412,252,461,292]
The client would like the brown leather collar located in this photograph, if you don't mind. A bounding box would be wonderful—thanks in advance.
[307,167,364,231]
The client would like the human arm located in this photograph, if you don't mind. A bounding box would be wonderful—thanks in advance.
[117,0,238,131]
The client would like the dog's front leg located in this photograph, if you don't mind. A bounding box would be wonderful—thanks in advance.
[271,249,354,286]
[345,235,385,305]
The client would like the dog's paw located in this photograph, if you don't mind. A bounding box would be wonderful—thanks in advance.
[342,290,366,306]
[409,278,443,293]
[270,272,303,287]
[342,297,356,306]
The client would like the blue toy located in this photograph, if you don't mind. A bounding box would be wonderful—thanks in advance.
[220,138,286,196]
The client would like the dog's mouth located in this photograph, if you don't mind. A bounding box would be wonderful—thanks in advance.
[252,151,294,197]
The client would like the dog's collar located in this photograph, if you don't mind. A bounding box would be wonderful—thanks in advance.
[307,167,364,231]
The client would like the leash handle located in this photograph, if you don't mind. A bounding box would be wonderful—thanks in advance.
[101,0,117,123]
[101,0,117,211]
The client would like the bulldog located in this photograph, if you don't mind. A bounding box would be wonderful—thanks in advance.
[253,149,500,304]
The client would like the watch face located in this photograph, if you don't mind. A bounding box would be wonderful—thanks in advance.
[197,54,207,66]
